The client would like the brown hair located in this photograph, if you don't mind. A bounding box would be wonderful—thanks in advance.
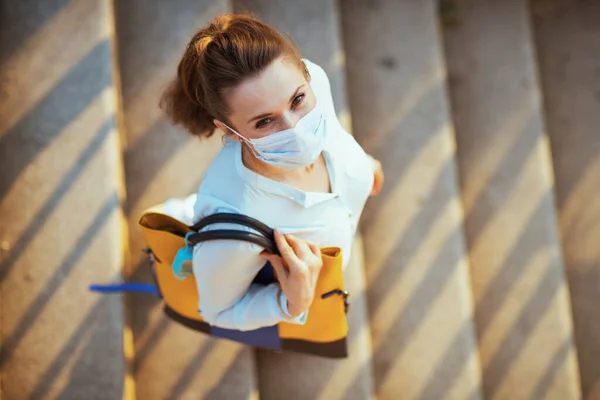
[160,14,306,138]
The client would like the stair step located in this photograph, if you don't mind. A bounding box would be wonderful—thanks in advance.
[0,0,126,398]
[231,1,375,398]
[341,1,483,398]
[531,2,600,397]
[3,1,596,399]
[113,1,258,398]
[441,1,581,398]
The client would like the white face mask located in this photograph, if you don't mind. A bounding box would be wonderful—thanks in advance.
[223,102,327,170]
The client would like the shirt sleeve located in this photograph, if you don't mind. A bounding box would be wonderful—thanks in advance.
[192,222,308,331]
[161,194,198,226]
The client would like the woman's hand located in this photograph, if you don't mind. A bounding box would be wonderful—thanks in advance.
[260,229,323,318]
[370,156,384,196]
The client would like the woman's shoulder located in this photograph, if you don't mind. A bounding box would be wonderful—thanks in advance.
[193,184,257,224]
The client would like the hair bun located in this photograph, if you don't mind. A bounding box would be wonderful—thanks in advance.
[160,13,304,139]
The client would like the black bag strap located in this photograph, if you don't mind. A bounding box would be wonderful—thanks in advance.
[191,213,274,238]
[188,213,280,256]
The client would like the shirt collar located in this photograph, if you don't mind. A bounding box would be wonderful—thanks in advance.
[231,140,337,208]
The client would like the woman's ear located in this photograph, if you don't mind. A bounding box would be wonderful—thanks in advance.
[302,61,311,82]
[214,119,241,143]
[213,119,227,133]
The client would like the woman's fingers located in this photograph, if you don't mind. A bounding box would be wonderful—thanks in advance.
[271,256,289,280]
[259,250,276,263]
[307,241,321,259]
[270,232,324,316]
[260,250,290,279]
[285,234,313,259]
[273,229,323,274]
[273,229,300,265]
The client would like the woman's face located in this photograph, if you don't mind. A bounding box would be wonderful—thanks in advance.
[216,56,316,140]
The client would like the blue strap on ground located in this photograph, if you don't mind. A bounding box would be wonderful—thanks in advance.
[89,282,160,295]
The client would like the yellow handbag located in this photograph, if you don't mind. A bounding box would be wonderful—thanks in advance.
[127,205,350,358]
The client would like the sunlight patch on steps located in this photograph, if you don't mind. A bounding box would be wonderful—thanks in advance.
[363,123,456,284]
[459,107,538,214]
[1,135,121,299]
[558,155,600,261]
[477,246,560,368]
[468,134,556,304]
[368,194,464,347]
[0,88,115,226]
[31,308,97,400]
[358,68,445,154]
[376,251,474,399]
[180,340,247,398]
[0,0,109,138]
[491,282,578,400]
[3,189,121,343]
[122,324,136,400]
[128,133,222,219]
[120,0,229,151]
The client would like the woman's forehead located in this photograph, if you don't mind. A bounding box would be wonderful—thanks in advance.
[228,58,307,118]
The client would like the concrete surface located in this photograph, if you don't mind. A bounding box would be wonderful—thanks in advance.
[532,2,600,397]
[0,0,126,398]
[442,1,581,398]
[341,1,483,398]
[114,1,258,399]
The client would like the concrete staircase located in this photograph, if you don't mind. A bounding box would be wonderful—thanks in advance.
[1,0,599,399]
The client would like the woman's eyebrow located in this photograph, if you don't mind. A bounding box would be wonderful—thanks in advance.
[287,84,304,104]
[246,85,305,124]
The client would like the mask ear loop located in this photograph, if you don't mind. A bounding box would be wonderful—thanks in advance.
[221,122,262,159]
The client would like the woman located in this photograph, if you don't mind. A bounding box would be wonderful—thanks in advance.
[161,14,384,331]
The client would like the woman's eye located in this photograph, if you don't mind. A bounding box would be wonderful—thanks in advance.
[255,118,271,129]
[292,94,305,108]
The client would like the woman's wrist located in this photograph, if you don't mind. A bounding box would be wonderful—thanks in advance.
[276,287,285,315]
[277,287,304,318]
[286,301,304,318]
